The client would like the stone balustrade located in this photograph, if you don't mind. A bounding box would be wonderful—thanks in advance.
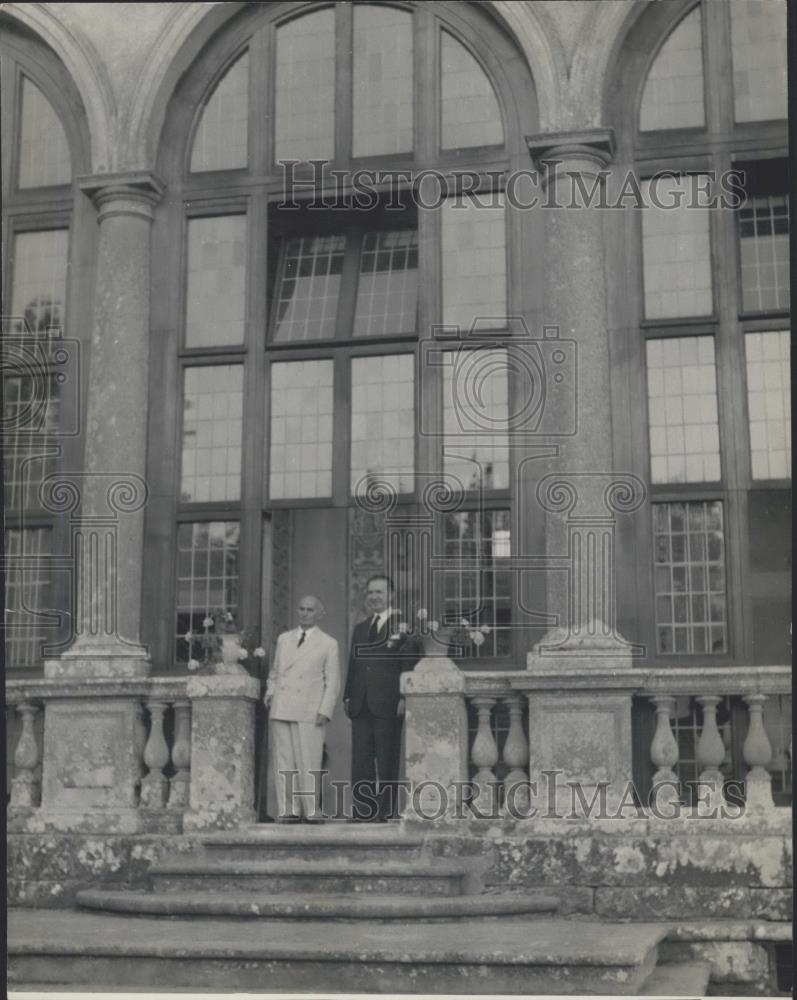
[6,672,260,833]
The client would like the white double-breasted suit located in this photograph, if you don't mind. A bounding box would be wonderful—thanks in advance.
[266,626,340,819]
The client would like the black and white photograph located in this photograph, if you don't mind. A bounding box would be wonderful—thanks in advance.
[3,0,793,997]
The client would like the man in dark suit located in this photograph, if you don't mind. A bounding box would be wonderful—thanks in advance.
[343,574,421,821]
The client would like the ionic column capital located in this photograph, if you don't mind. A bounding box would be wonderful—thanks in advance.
[78,170,165,223]
[526,128,616,180]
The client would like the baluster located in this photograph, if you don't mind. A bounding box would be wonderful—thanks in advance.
[140,699,170,808]
[649,695,681,811]
[470,696,499,816]
[133,701,147,804]
[501,695,529,814]
[10,702,41,808]
[743,694,774,812]
[767,697,788,775]
[695,695,726,814]
[168,700,191,809]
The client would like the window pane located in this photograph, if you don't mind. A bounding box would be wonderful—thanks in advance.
[4,527,52,667]
[748,491,791,664]
[646,336,720,484]
[353,5,413,157]
[639,8,705,131]
[175,521,240,663]
[642,176,712,319]
[269,360,333,499]
[350,354,414,495]
[185,216,247,347]
[442,510,511,657]
[275,9,335,164]
[653,501,727,655]
[441,194,506,329]
[441,31,503,149]
[10,230,69,336]
[353,230,418,336]
[3,372,60,512]
[181,366,243,503]
[272,235,344,342]
[190,51,249,172]
[17,76,71,188]
[730,0,788,122]
[739,195,790,313]
[443,348,510,490]
[745,331,791,479]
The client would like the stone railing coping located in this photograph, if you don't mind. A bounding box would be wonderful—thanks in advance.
[458,665,790,698]
[5,676,190,704]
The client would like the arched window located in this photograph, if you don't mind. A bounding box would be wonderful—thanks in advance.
[1,19,91,671]
[609,0,789,665]
[147,2,538,671]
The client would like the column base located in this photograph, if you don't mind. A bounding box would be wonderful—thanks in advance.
[529,622,642,669]
[45,639,151,679]
[13,808,144,835]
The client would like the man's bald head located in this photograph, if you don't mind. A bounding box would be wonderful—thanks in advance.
[297,595,325,628]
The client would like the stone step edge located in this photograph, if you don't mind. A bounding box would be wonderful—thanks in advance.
[76,888,559,918]
[151,859,467,877]
[203,828,428,847]
[639,960,712,996]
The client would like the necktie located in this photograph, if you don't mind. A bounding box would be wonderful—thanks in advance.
[297,629,307,648]
[368,615,380,641]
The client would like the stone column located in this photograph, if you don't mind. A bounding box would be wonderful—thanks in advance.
[46,171,164,679]
[400,658,468,823]
[525,130,644,658]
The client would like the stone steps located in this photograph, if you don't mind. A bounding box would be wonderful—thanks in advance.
[639,959,713,995]
[76,887,560,920]
[199,825,428,863]
[8,909,668,994]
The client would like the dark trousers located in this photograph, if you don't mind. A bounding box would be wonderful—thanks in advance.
[350,706,402,820]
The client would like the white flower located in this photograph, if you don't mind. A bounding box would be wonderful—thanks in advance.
[202,616,214,628]
[184,631,193,643]
[471,631,486,647]
[480,625,491,634]
[225,612,234,623]
[187,658,200,671]
[389,633,401,642]
[460,618,469,627]
[237,647,248,661]
[429,620,440,632]
[398,622,408,633]
[254,647,266,658]
[416,608,428,621]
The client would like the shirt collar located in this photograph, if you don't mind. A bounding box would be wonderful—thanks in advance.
[298,625,316,636]
[374,608,393,628]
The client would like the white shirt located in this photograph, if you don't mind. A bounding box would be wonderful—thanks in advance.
[296,625,316,643]
[372,608,393,632]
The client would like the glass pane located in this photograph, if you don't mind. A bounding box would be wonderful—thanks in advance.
[745,331,791,479]
[190,51,249,172]
[175,521,240,663]
[441,193,506,329]
[4,527,52,667]
[185,216,247,347]
[353,230,418,336]
[441,31,503,149]
[653,501,727,655]
[17,76,71,188]
[639,8,705,131]
[3,372,60,512]
[350,354,414,495]
[269,360,333,499]
[443,347,510,490]
[181,366,243,503]
[739,196,790,313]
[442,510,511,657]
[272,235,344,342]
[642,176,712,319]
[353,5,413,157]
[275,9,335,164]
[730,0,788,122]
[10,230,69,336]
[646,336,720,484]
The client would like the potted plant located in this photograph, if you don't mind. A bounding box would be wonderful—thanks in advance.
[184,610,266,676]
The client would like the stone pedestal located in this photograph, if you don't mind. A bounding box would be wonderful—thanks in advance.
[400,658,468,822]
[183,675,259,831]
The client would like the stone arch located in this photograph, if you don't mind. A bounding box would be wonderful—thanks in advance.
[124,0,564,171]
[1,2,116,172]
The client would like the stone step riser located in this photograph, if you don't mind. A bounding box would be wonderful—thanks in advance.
[202,846,426,864]
[151,874,464,896]
[8,948,659,995]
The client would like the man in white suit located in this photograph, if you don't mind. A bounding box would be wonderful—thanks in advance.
[265,595,340,823]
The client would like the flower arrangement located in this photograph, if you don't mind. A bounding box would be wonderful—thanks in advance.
[185,609,266,675]
[410,608,491,655]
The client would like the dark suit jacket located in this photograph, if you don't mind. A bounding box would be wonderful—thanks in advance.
[344,613,422,719]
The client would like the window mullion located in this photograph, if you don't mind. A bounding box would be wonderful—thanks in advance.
[332,349,352,507]
[335,2,353,164]
[335,233,362,340]
[702,0,733,135]
[249,24,270,175]
[413,5,437,161]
